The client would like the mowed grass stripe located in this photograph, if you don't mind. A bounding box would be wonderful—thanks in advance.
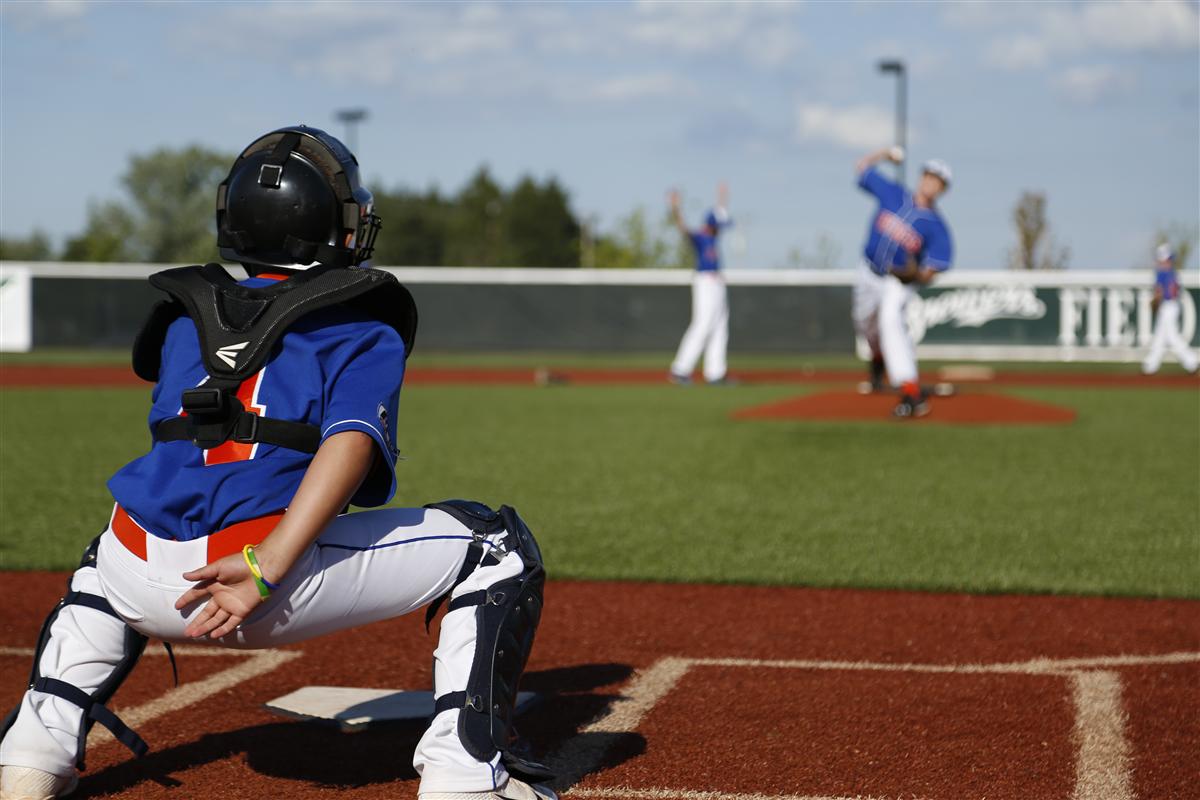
[1,383,1197,597]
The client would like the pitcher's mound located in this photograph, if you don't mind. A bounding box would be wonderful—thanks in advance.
[734,390,1075,424]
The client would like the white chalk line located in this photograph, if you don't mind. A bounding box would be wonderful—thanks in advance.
[2,644,303,750]
[0,644,248,658]
[569,789,922,800]
[558,652,1200,799]
[687,651,1200,676]
[86,649,303,749]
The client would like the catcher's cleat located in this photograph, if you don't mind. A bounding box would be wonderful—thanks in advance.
[892,393,930,419]
[419,777,558,800]
[0,766,78,800]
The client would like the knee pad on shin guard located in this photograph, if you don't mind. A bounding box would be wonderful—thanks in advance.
[0,535,151,770]
[425,501,551,781]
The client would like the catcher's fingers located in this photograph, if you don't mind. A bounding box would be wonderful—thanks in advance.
[174,579,214,611]
[210,613,245,640]
[182,563,218,583]
[187,605,231,639]
[184,598,221,638]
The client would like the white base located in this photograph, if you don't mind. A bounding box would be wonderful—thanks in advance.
[264,687,540,733]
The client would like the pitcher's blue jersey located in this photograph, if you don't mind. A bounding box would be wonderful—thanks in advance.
[108,275,406,541]
[1156,267,1181,300]
[859,167,953,276]
[689,230,722,272]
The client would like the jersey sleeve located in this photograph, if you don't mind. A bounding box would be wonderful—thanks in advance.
[921,219,954,271]
[322,322,407,507]
[857,166,894,200]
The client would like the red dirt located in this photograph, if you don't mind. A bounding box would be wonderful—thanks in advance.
[3,364,1199,389]
[2,573,1197,799]
[734,389,1077,424]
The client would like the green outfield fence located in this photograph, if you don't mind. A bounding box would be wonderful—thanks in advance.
[1,262,1197,361]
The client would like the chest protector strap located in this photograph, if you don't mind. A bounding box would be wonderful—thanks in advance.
[132,263,417,454]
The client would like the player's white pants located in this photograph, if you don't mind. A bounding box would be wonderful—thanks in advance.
[1142,299,1198,374]
[0,508,519,793]
[671,271,728,382]
[851,260,918,387]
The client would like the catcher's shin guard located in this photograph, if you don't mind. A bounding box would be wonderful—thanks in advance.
[0,536,152,771]
[425,501,551,782]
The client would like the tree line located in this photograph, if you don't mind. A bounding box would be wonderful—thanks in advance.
[0,146,690,269]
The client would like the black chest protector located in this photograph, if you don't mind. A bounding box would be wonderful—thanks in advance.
[132,262,417,454]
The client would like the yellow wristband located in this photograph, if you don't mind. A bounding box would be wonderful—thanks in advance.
[242,545,279,598]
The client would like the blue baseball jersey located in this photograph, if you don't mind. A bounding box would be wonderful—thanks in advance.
[108,275,406,541]
[689,230,722,272]
[1155,267,1180,300]
[858,167,953,276]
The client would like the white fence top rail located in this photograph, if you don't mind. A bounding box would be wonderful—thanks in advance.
[3,261,1196,289]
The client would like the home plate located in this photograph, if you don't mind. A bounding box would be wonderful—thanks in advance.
[264,686,541,732]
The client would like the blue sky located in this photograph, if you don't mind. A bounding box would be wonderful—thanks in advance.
[2,0,1197,270]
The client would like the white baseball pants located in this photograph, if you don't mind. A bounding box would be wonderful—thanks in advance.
[0,507,521,793]
[852,260,919,387]
[1142,299,1198,374]
[671,272,728,383]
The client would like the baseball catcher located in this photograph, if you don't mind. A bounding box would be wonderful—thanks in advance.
[0,126,554,800]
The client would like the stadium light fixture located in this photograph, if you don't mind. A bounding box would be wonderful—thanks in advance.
[334,108,369,155]
[877,60,907,185]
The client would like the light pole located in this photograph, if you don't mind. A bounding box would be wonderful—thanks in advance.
[334,108,369,155]
[877,60,906,185]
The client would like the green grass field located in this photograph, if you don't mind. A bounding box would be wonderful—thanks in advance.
[2,355,1197,598]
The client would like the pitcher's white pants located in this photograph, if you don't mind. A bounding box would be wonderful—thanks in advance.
[671,272,728,382]
[1142,299,1198,374]
[0,507,520,793]
[852,260,918,387]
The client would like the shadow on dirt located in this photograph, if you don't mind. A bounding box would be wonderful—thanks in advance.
[80,662,642,797]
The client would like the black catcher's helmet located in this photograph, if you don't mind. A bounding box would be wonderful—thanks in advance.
[216,125,381,269]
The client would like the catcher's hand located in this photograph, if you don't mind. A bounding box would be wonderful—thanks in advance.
[175,553,265,639]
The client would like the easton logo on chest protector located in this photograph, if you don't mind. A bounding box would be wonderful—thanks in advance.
[214,342,249,369]
[132,262,418,455]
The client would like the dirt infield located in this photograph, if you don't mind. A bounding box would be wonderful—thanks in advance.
[2,573,1197,799]
[734,389,1077,424]
[3,363,1199,389]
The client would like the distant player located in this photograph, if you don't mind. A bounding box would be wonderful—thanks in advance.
[852,147,953,417]
[1142,243,1199,375]
[668,183,733,385]
[0,127,554,800]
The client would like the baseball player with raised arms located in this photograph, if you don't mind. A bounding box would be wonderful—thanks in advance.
[0,126,554,800]
[668,183,733,385]
[852,147,953,417]
[1142,243,1199,375]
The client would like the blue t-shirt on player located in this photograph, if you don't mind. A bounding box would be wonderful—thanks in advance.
[689,231,722,272]
[858,167,953,276]
[107,275,406,541]
[1155,267,1180,301]
[687,208,731,273]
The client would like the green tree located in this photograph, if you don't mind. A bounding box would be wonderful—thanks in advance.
[500,176,580,268]
[63,146,231,263]
[593,207,689,269]
[445,167,505,267]
[0,230,55,261]
[1008,191,1069,270]
[371,186,450,266]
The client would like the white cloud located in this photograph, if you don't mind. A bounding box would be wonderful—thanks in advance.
[957,0,1199,71]
[1,0,89,32]
[586,73,698,103]
[985,34,1051,71]
[795,103,896,151]
[1053,65,1136,105]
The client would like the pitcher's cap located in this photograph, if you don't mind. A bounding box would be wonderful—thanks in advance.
[922,159,952,187]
